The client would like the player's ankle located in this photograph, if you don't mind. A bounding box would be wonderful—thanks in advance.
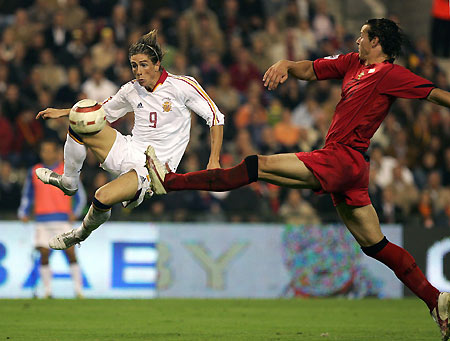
[75,226,90,240]
[61,175,78,190]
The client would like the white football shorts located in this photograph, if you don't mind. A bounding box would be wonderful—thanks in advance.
[35,221,73,249]
[100,130,151,209]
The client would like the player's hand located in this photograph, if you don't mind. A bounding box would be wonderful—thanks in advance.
[263,60,290,90]
[36,108,70,120]
[207,160,221,170]
[20,217,29,223]
[68,214,76,222]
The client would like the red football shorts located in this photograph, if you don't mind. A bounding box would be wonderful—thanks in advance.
[295,142,371,206]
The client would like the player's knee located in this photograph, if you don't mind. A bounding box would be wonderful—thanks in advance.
[94,187,113,206]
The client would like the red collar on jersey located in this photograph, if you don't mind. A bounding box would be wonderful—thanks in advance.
[150,68,168,92]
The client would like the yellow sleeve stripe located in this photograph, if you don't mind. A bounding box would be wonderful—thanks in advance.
[171,75,219,125]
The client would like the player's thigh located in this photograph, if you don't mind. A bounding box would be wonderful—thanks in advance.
[258,153,321,189]
[95,170,139,205]
[336,203,384,247]
[81,125,117,163]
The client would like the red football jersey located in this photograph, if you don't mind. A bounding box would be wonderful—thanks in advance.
[313,52,435,151]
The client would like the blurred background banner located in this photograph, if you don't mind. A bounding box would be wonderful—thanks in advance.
[404,224,450,293]
[0,222,404,299]
[157,224,291,298]
[0,222,158,298]
[157,223,403,298]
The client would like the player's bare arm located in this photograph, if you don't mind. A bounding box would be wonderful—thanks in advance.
[36,108,70,120]
[207,125,223,169]
[263,60,316,90]
[427,88,450,108]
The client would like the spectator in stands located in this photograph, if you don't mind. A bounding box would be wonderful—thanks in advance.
[11,8,37,45]
[56,67,83,107]
[109,4,129,47]
[229,48,261,93]
[213,72,240,115]
[91,27,117,72]
[35,49,67,93]
[0,27,18,64]
[0,160,22,213]
[44,10,70,61]
[279,189,320,225]
[62,0,88,31]
[81,68,118,103]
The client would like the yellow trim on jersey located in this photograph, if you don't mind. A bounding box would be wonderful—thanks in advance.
[68,131,84,145]
[171,75,219,125]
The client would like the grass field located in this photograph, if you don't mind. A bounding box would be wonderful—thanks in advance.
[0,298,439,340]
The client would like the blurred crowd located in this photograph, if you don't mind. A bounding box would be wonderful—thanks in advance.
[0,0,449,228]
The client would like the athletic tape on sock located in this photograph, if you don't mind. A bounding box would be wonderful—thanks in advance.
[68,126,84,144]
[92,197,112,211]
[244,155,258,183]
[361,236,389,256]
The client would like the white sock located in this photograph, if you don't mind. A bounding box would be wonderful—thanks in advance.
[75,204,111,240]
[62,133,87,189]
[70,263,83,297]
[40,265,52,297]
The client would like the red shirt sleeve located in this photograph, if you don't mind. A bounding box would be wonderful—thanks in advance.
[378,65,435,99]
[313,53,360,80]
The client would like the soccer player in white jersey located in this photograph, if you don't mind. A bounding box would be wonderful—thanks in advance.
[35,30,225,249]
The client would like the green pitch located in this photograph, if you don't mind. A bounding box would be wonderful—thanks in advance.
[0,298,439,340]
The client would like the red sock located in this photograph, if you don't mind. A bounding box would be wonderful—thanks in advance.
[363,237,439,310]
[165,156,258,192]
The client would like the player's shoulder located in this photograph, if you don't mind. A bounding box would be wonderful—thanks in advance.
[119,79,139,93]
[321,52,359,61]
[389,63,410,71]
[167,72,199,86]
[166,72,202,97]
[386,63,415,77]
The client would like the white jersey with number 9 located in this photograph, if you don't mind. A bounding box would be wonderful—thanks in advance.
[102,69,224,171]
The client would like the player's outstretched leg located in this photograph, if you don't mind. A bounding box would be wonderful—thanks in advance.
[145,145,258,194]
[35,168,78,196]
[431,292,450,341]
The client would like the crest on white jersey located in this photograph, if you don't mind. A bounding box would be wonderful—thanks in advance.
[324,54,340,60]
[162,98,172,112]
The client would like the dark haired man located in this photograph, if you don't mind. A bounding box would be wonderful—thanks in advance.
[18,139,86,298]
[146,19,450,339]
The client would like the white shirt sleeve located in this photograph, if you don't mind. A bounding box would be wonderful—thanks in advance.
[102,82,134,123]
[177,76,225,127]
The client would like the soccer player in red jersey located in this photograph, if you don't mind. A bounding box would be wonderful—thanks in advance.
[146,18,450,339]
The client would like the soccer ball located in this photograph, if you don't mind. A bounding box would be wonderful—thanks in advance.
[69,99,106,134]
